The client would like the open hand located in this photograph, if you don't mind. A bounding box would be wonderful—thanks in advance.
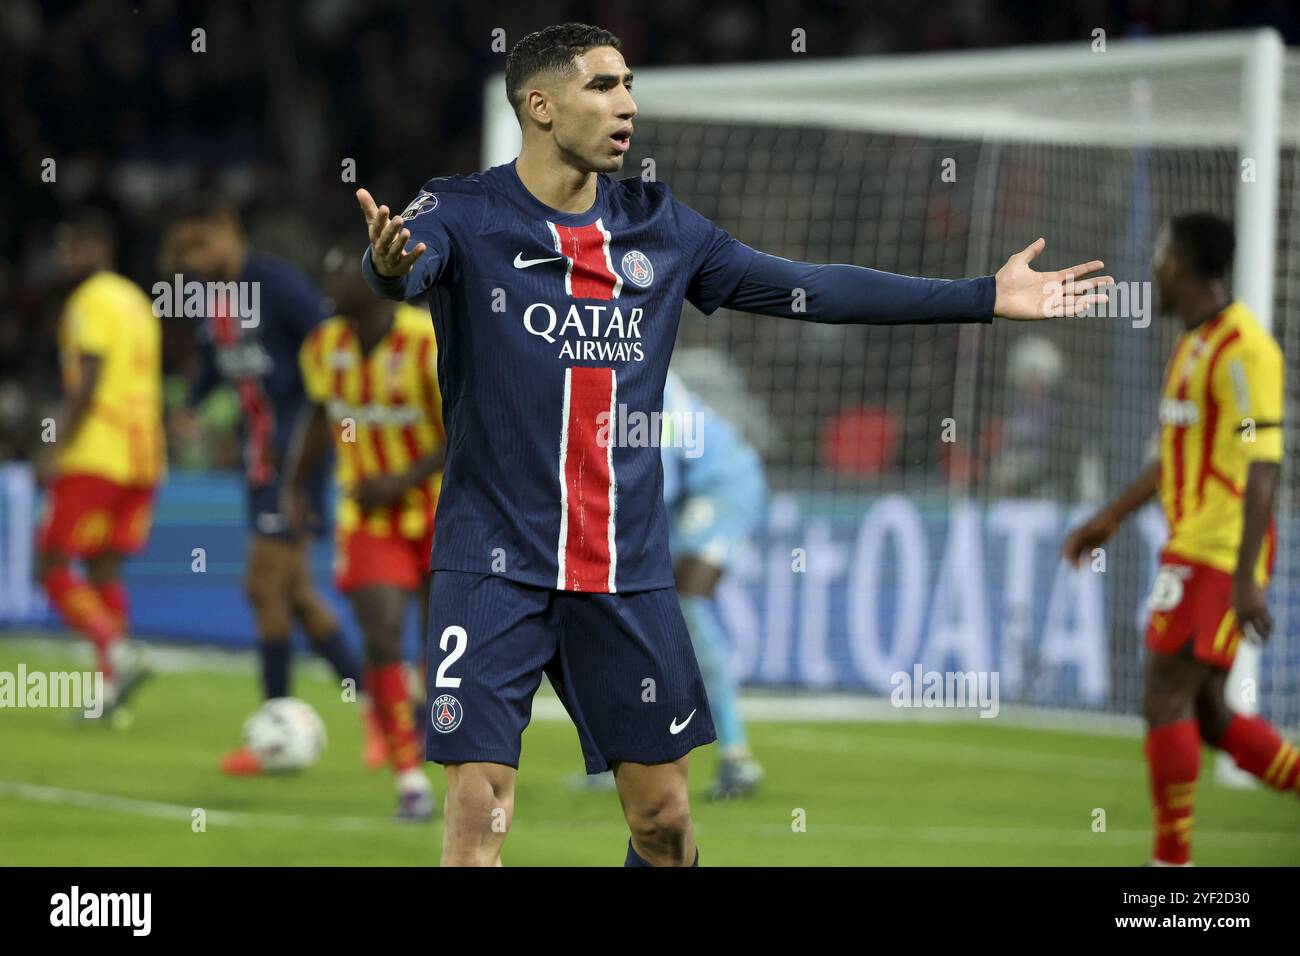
[356,188,427,279]
[994,238,1113,321]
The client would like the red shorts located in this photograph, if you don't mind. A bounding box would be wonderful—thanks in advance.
[334,526,433,592]
[1144,554,1259,670]
[38,474,155,557]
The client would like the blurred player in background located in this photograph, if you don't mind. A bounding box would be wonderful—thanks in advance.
[163,201,381,775]
[36,209,163,719]
[290,245,446,820]
[1063,213,1296,866]
[661,370,766,798]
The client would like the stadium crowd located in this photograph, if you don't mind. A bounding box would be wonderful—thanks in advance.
[3,0,1297,479]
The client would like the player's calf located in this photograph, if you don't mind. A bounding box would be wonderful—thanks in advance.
[1194,665,1300,795]
[1141,653,1207,866]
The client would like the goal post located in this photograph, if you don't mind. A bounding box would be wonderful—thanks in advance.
[481,32,1300,764]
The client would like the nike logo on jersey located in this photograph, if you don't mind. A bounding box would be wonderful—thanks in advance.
[669,709,697,735]
[514,253,563,269]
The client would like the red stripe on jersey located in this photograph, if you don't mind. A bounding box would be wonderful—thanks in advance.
[311,326,325,378]
[212,305,274,486]
[359,354,388,479]
[333,326,353,395]
[550,221,622,300]
[333,327,364,485]
[1197,329,1242,504]
[388,333,434,534]
[1171,369,1189,525]
[557,366,617,592]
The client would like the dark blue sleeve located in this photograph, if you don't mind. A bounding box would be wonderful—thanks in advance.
[362,188,455,302]
[278,268,331,342]
[677,198,995,324]
[724,250,996,325]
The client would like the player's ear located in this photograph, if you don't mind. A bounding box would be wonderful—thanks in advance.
[521,87,546,126]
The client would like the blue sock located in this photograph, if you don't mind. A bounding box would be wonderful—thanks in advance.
[679,595,746,753]
[625,839,652,867]
[261,642,290,699]
[311,631,361,686]
[625,840,700,867]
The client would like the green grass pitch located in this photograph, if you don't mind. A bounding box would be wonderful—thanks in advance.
[1,634,1297,866]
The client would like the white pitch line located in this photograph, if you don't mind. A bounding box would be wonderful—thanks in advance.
[4,779,1297,852]
[0,780,395,833]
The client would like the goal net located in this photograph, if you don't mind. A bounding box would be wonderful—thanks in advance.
[483,31,1300,733]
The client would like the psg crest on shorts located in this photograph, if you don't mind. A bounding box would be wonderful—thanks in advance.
[431,694,462,733]
[401,191,439,220]
[620,250,654,288]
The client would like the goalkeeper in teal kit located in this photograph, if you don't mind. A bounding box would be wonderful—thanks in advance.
[661,371,767,799]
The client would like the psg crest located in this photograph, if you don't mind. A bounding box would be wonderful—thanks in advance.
[401,191,439,220]
[431,694,463,733]
[620,250,654,288]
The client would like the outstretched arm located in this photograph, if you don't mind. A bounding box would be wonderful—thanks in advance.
[717,238,1111,324]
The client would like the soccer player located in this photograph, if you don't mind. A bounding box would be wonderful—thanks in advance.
[357,23,1109,866]
[1063,212,1295,867]
[164,201,380,774]
[290,245,446,820]
[661,370,767,799]
[36,209,162,717]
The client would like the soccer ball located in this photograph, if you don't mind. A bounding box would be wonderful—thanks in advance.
[242,697,327,772]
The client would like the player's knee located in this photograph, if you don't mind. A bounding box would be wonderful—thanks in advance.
[293,591,338,638]
[362,635,403,668]
[625,795,692,858]
[36,551,68,583]
[244,576,293,635]
[1195,697,1233,747]
[1142,684,1192,726]
[445,767,514,836]
[85,554,120,586]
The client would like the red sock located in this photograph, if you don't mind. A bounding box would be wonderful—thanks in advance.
[94,580,129,634]
[1145,719,1200,865]
[42,567,122,677]
[1218,713,1300,793]
[367,664,421,772]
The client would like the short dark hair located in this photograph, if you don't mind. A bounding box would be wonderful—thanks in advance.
[1168,212,1235,280]
[504,23,623,116]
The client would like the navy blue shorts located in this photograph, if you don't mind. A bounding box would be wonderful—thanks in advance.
[424,571,716,774]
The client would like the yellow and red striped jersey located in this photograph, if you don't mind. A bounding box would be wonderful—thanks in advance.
[57,271,165,487]
[1157,301,1283,578]
[300,305,444,538]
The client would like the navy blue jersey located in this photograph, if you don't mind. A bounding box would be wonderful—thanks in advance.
[364,160,994,593]
[189,253,330,488]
